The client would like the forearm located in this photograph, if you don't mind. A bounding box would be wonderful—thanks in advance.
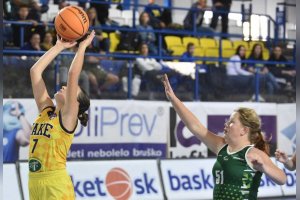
[69,47,86,78]
[30,45,64,75]
[284,158,296,171]
[170,96,205,135]
[263,165,287,185]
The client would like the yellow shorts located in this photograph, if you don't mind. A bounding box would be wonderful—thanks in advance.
[29,169,75,200]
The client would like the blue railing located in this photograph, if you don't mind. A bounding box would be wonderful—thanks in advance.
[3,49,295,101]
[3,0,296,102]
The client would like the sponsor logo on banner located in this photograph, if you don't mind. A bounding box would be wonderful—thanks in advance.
[68,101,168,159]
[169,108,208,158]
[160,159,215,199]
[19,160,164,200]
[161,158,290,200]
[68,161,163,200]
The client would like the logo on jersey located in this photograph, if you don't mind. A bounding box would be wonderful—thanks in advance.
[232,156,245,161]
[29,158,42,172]
[223,156,229,161]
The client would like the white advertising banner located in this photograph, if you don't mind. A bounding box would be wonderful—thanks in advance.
[169,102,278,158]
[19,160,164,200]
[69,100,169,159]
[3,164,22,200]
[160,159,215,199]
[3,99,169,160]
[275,159,296,196]
[277,104,296,156]
[161,158,287,200]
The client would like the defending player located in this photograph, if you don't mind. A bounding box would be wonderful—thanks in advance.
[275,149,296,171]
[162,74,286,200]
[28,31,95,199]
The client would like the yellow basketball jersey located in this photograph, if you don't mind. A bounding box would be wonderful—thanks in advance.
[29,106,77,173]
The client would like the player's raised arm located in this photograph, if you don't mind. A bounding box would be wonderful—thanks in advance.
[162,74,226,154]
[30,36,77,112]
[61,31,95,131]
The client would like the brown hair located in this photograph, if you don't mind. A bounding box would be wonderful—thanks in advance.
[235,107,270,155]
[77,87,90,126]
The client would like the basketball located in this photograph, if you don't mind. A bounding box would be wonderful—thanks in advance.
[105,168,133,200]
[54,5,89,41]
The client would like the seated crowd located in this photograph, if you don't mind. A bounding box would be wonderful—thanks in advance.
[3,0,295,102]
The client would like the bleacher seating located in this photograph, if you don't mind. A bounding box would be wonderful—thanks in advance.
[232,40,249,49]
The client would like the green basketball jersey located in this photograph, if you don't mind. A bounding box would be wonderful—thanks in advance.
[212,144,262,200]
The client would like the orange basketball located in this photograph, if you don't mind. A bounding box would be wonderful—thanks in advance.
[54,5,89,41]
[105,168,133,200]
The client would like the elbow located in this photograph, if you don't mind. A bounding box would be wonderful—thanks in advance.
[30,67,36,75]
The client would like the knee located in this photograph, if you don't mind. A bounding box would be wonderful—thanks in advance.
[107,74,119,84]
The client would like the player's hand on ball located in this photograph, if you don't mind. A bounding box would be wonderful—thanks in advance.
[274,149,289,164]
[55,35,77,49]
[79,30,96,49]
[162,74,175,101]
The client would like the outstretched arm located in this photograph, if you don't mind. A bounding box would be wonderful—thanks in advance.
[162,74,226,154]
[61,31,95,131]
[275,149,296,171]
[30,36,77,112]
[247,148,287,185]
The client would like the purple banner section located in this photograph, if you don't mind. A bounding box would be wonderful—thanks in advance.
[207,115,277,156]
[68,143,167,159]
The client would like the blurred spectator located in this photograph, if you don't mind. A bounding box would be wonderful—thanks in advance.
[21,33,41,51]
[41,31,54,51]
[246,43,280,95]
[119,62,142,97]
[4,0,11,19]
[58,0,70,10]
[180,43,196,62]
[86,7,109,53]
[12,5,45,47]
[137,12,158,55]
[90,0,110,25]
[144,0,166,29]
[226,45,253,92]
[267,46,296,90]
[136,43,178,94]
[84,44,119,98]
[10,0,47,21]
[210,0,231,38]
[184,0,214,36]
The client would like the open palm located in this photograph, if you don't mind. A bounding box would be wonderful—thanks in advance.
[162,74,175,101]
[275,149,288,164]
[79,30,96,49]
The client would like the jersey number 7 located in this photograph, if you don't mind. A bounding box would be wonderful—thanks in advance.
[31,139,39,153]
